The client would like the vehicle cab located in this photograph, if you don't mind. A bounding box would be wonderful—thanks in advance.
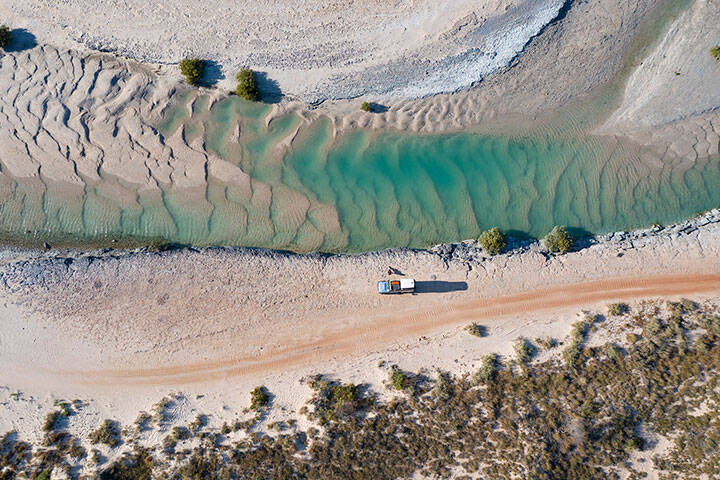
[378,278,415,294]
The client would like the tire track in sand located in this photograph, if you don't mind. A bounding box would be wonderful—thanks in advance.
[56,273,720,386]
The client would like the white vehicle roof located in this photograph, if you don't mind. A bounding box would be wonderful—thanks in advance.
[399,278,415,289]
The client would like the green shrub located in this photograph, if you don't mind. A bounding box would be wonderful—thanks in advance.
[42,411,61,432]
[626,333,641,344]
[178,58,205,86]
[331,384,359,405]
[69,443,86,459]
[711,45,720,62]
[250,386,270,411]
[644,317,664,336]
[474,354,497,383]
[536,336,557,349]
[235,68,260,101]
[89,419,121,448]
[434,370,452,400]
[478,227,507,255]
[307,378,366,423]
[188,414,206,433]
[563,340,583,369]
[99,448,154,480]
[464,323,486,337]
[570,321,588,343]
[54,400,72,417]
[360,101,371,112]
[513,338,534,364]
[171,426,190,442]
[0,25,11,49]
[606,343,622,361]
[607,303,629,316]
[36,470,51,480]
[134,412,151,432]
[390,369,407,391]
[544,225,573,253]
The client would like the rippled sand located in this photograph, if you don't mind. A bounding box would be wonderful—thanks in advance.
[3,0,565,103]
[0,0,718,252]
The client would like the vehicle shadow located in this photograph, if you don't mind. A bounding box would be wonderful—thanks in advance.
[368,102,389,113]
[414,281,468,293]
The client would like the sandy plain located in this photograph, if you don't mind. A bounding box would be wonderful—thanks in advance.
[0,0,719,476]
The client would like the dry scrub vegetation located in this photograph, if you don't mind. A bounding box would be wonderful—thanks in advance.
[1,300,720,479]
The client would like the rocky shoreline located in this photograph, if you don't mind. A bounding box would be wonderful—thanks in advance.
[432,208,720,264]
[2,208,719,281]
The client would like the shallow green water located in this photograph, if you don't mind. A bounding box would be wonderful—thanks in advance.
[0,0,706,253]
[285,120,720,252]
[4,93,719,253]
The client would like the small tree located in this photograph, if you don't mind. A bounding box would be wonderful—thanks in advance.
[478,227,507,255]
[0,25,11,49]
[711,45,720,62]
[250,386,269,411]
[390,368,407,391]
[360,101,371,112]
[544,225,573,253]
[236,68,260,101]
[179,58,205,86]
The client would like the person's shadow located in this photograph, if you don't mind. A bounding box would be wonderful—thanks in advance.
[5,29,37,52]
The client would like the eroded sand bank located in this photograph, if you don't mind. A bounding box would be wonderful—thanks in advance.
[3,0,567,103]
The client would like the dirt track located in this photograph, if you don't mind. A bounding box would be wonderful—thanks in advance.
[59,273,720,386]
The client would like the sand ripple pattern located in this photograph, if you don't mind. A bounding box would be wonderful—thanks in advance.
[3,0,567,103]
[0,46,345,250]
[1,46,720,252]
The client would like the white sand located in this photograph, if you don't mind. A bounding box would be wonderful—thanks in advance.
[0,213,719,467]
[598,0,720,161]
[0,1,720,472]
[2,0,566,103]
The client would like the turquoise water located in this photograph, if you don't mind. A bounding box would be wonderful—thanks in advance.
[0,0,704,252]
[1,94,718,253]
[285,122,720,252]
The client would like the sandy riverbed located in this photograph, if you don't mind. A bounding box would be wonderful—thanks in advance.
[0,0,717,194]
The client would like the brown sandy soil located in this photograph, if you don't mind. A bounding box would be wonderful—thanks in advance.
[1,212,720,398]
[63,273,720,386]
[0,214,719,454]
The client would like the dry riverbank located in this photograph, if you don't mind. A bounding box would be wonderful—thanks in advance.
[1,208,719,401]
[0,211,719,476]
